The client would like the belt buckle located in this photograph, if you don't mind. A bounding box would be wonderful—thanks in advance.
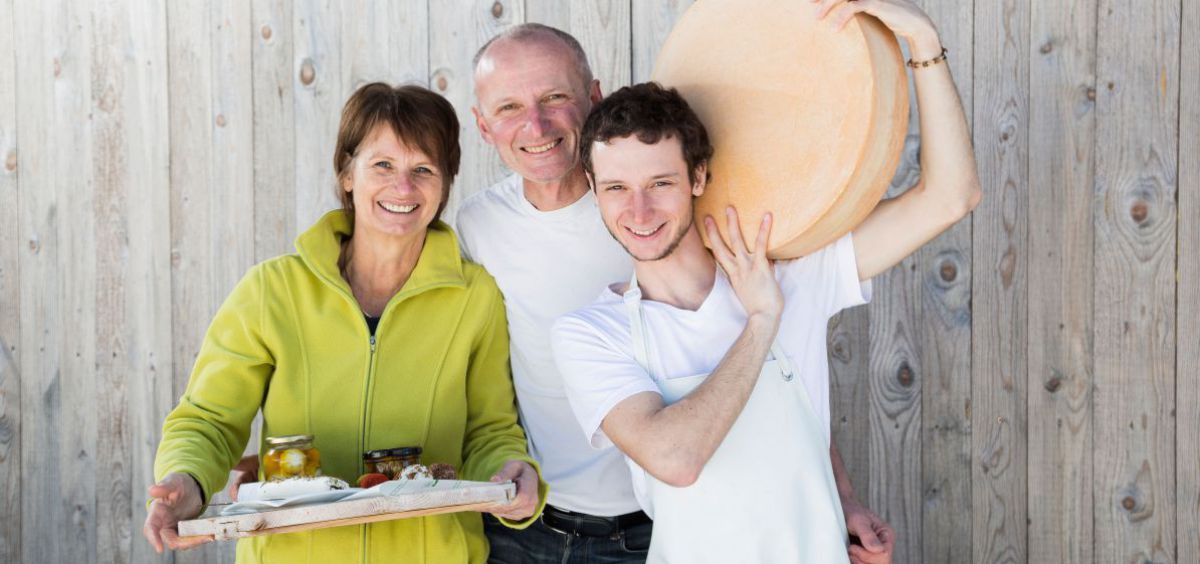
[540,512,581,537]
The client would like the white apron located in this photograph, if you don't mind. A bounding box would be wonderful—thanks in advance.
[623,273,849,564]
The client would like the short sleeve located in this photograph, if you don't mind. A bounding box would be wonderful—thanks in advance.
[551,314,661,449]
[830,232,872,314]
[777,232,872,318]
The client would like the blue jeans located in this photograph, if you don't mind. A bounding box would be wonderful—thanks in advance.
[484,513,651,564]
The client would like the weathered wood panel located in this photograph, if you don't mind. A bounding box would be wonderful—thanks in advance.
[252,0,296,262]
[525,0,631,94]
[865,20,926,556]
[341,0,428,90]
[827,308,871,504]
[0,0,19,560]
[294,0,343,232]
[91,3,173,563]
[168,2,255,563]
[428,0,520,217]
[915,2,975,563]
[1179,1,1200,560]
[971,0,1029,561]
[16,1,100,562]
[1093,1,1179,562]
[867,135,923,564]
[1026,1,1096,563]
[630,0,693,83]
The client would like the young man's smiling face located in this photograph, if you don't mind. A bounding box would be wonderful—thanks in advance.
[473,38,601,185]
[590,134,706,262]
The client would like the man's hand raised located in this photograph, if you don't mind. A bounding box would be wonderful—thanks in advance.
[705,207,783,324]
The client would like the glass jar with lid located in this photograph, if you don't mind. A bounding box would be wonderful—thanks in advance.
[263,434,322,481]
[363,446,422,479]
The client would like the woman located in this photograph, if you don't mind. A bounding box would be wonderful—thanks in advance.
[142,82,546,563]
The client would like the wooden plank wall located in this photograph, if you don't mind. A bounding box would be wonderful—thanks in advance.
[0,1,1194,563]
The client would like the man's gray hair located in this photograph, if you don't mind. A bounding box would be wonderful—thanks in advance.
[473,23,594,84]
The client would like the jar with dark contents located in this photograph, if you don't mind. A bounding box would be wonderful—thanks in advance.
[363,446,422,479]
[264,435,321,481]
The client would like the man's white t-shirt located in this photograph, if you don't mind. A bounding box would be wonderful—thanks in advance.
[551,234,871,453]
[455,174,638,516]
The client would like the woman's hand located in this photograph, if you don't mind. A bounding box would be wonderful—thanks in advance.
[705,208,783,323]
[814,0,942,59]
[142,473,213,553]
[487,460,540,521]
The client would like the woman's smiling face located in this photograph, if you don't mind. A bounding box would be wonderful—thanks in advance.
[343,123,445,239]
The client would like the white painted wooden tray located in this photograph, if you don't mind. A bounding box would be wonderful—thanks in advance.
[178,480,515,541]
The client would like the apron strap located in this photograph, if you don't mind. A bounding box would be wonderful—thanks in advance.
[769,342,796,381]
[624,272,654,379]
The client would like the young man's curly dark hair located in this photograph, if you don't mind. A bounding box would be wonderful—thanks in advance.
[579,82,714,186]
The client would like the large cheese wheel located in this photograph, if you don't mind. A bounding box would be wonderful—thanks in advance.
[651,0,909,258]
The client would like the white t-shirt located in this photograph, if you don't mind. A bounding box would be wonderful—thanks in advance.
[551,234,871,451]
[455,174,638,516]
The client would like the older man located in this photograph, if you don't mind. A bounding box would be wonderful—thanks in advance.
[455,24,646,562]
[458,23,895,564]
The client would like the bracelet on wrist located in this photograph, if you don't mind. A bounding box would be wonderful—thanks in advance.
[907,47,948,69]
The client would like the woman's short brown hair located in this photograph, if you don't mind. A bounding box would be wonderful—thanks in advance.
[334,82,461,222]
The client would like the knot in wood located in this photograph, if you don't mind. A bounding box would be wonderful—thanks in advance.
[1043,376,1062,393]
[436,74,448,92]
[215,114,227,128]
[1121,495,1136,511]
[4,151,15,172]
[299,60,316,86]
[896,362,914,387]
[261,25,272,40]
[491,1,504,18]
[1129,200,1149,224]
[1039,41,1053,54]
[939,260,957,282]
[1086,87,1096,101]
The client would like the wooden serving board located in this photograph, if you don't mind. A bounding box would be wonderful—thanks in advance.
[178,481,515,541]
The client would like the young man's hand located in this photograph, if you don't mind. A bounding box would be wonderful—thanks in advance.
[705,207,783,323]
[842,497,896,564]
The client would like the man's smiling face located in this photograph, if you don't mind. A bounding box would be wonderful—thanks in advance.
[473,38,599,185]
[590,134,705,262]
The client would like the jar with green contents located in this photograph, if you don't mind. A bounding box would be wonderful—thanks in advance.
[363,446,422,479]
[264,435,322,481]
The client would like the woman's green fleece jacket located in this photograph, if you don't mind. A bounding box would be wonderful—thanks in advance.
[153,210,547,563]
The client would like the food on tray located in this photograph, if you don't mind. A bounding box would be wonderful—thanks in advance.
[363,446,422,478]
[357,472,390,489]
[428,463,457,480]
[256,476,348,500]
[264,434,321,480]
[399,464,432,481]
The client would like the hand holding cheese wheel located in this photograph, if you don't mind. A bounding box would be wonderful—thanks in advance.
[652,0,910,258]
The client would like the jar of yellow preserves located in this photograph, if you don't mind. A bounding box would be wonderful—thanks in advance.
[264,435,321,481]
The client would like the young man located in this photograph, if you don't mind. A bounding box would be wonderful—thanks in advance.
[551,6,979,562]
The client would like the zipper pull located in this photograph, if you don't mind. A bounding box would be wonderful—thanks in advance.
[370,334,376,353]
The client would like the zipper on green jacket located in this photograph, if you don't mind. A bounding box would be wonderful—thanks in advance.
[359,332,377,563]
